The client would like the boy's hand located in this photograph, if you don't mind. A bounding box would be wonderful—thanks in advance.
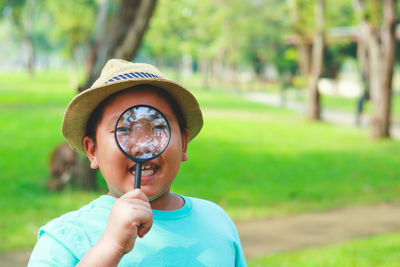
[102,189,153,255]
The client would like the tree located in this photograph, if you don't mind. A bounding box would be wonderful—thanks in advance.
[84,0,157,88]
[239,1,290,74]
[1,0,39,75]
[287,0,314,77]
[307,0,325,120]
[45,0,97,88]
[353,0,397,138]
[49,0,157,191]
[353,0,371,125]
[141,0,292,88]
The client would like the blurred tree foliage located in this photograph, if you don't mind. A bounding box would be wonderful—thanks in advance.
[0,0,395,85]
[0,0,399,146]
[140,0,294,82]
[1,0,41,74]
[44,0,97,87]
[44,0,96,59]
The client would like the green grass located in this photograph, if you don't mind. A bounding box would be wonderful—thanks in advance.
[1,71,400,252]
[248,232,400,267]
[0,71,100,251]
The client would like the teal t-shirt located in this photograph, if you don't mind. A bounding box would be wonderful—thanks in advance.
[28,194,247,266]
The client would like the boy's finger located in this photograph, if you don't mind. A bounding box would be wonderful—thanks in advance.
[121,189,148,201]
[137,214,153,238]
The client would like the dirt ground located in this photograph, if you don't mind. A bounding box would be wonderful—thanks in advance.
[236,201,400,259]
[2,201,400,266]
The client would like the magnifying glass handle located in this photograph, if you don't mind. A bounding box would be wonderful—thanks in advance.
[135,162,142,189]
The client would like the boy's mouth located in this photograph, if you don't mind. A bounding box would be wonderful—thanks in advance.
[129,164,159,177]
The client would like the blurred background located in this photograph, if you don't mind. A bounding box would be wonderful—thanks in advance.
[1,0,400,266]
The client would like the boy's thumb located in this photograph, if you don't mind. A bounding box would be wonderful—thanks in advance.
[137,226,146,238]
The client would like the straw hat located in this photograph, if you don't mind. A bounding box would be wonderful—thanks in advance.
[62,59,203,154]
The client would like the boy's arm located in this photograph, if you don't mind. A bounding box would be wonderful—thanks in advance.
[77,189,153,267]
[75,236,124,266]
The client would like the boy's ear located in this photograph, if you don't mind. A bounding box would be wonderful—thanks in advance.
[181,129,189,162]
[83,136,99,169]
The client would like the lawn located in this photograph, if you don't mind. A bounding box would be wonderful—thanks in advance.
[248,232,400,267]
[1,70,400,252]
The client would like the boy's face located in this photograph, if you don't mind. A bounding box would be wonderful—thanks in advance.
[83,88,189,200]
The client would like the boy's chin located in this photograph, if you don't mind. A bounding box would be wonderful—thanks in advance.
[147,194,158,202]
[144,189,159,202]
[107,184,125,198]
[144,187,169,202]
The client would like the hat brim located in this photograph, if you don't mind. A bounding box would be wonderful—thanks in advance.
[62,78,203,154]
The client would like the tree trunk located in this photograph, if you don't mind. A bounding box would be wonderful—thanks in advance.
[199,59,211,89]
[49,0,157,191]
[16,0,37,76]
[68,48,79,89]
[23,32,35,76]
[83,0,110,85]
[84,0,157,89]
[353,0,371,126]
[355,0,396,138]
[307,0,325,120]
[181,54,193,78]
[114,0,156,59]
[297,39,312,77]
[356,11,370,125]
[371,0,396,138]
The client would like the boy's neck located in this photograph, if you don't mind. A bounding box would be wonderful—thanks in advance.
[150,192,184,211]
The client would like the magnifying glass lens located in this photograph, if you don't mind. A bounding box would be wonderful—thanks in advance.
[116,106,170,160]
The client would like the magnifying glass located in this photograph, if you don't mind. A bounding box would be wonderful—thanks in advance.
[114,105,171,189]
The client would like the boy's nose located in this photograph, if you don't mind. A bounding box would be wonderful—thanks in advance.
[132,135,158,159]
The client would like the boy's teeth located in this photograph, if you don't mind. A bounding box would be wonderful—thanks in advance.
[132,167,154,176]
[141,165,151,170]
[142,169,154,176]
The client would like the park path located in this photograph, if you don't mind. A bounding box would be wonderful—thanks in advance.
[237,201,400,259]
[2,92,400,265]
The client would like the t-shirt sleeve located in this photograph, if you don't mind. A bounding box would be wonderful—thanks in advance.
[195,198,247,266]
[224,213,247,267]
[27,196,112,266]
[233,227,247,267]
[218,204,247,266]
[27,232,79,266]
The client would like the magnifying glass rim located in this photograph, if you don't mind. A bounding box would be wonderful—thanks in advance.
[114,104,172,163]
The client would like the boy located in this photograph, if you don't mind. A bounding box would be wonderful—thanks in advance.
[28,59,246,266]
